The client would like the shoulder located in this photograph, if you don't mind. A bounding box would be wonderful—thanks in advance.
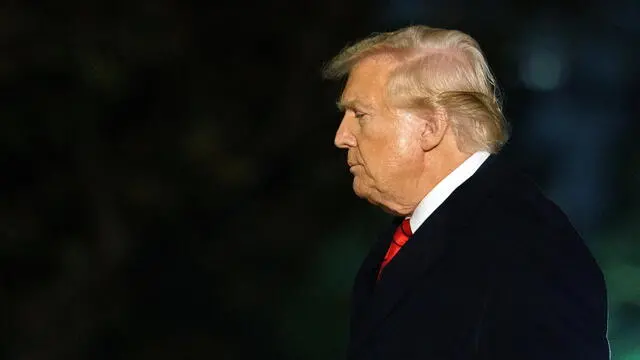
[461,156,603,278]
[472,155,582,241]
[467,159,606,294]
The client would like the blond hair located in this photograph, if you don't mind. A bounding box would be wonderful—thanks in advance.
[323,25,509,153]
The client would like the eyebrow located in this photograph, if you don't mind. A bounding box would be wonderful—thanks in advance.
[336,99,372,112]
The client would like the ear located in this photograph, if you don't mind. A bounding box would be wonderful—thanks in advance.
[419,107,448,151]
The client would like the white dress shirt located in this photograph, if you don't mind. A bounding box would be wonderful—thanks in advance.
[409,151,490,233]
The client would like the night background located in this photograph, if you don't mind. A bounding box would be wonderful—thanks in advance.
[1,0,639,359]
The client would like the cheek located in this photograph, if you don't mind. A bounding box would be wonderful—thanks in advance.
[357,117,420,178]
[373,140,423,185]
[391,121,424,168]
[357,146,391,180]
[395,115,422,154]
[395,133,415,155]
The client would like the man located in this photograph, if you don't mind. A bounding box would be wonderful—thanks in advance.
[324,26,609,360]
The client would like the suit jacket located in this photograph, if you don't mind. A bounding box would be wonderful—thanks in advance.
[347,155,609,360]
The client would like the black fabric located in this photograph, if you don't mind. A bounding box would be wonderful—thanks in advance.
[347,155,610,360]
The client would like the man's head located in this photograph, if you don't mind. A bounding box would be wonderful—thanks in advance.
[324,25,509,215]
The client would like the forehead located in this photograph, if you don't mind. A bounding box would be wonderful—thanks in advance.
[340,56,396,105]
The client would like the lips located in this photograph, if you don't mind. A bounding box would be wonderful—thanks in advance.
[347,153,360,168]
[348,163,362,174]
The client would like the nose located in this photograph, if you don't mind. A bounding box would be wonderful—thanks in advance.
[334,115,356,149]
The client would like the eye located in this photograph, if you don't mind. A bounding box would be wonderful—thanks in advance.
[354,110,368,120]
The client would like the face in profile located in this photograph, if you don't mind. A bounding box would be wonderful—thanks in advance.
[334,56,426,214]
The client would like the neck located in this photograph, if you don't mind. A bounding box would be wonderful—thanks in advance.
[402,142,472,216]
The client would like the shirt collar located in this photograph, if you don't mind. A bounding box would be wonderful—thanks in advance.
[408,151,491,233]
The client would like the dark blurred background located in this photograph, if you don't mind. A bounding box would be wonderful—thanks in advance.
[1,0,638,359]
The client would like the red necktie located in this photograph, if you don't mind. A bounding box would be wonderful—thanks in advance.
[377,218,412,280]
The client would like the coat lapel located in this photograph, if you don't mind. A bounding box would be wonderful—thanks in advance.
[349,217,401,339]
[349,203,457,351]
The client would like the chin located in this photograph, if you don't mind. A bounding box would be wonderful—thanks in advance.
[360,192,401,215]
[353,181,380,205]
[352,178,407,216]
[352,179,370,198]
[352,183,367,199]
